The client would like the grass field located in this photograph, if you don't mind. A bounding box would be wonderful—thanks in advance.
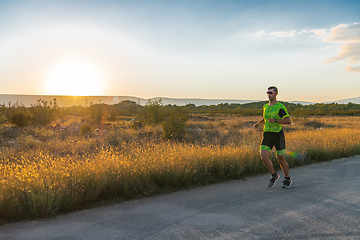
[1,115,360,223]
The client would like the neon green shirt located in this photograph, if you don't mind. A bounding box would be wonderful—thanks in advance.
[263,102,289,133]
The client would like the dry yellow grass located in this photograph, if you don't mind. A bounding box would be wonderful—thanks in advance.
[1,115,360,222]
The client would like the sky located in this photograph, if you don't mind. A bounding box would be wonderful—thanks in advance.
[0,0,359,103]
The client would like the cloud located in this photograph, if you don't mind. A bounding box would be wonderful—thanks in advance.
[325,23,360,42]
[258,28,320,40]
[346,65,360,73]
[323,23,360,73]
[255,30,265,36]
[259,23,360,73]
[325,42,360,63]
[309,29,329,39]
[268,30,295,39]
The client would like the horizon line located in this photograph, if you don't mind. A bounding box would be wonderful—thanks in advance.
[1,93,359,105]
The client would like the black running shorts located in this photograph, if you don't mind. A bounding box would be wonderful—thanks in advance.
[260,130,286,155]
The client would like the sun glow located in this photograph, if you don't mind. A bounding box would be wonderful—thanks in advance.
[45,59,105,96]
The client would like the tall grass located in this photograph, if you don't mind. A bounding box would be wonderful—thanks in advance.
[1,116,360,222]
[287,128,360,161]
[0,142,262,222]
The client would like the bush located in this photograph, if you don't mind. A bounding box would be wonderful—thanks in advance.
[140,99,165,126]
[9,112,31,128]
[89,104,107,125]
[0,104,7,124]
[80,123,92,135]
[111,100,141,116]
[162,108,188,141]
[30,99,58,126]
[107,110,117,121]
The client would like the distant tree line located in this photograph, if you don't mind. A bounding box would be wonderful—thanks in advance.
[178,101,360,116]
[2,99,360,129]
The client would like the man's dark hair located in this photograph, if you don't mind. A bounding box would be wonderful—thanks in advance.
[268,86,278,93]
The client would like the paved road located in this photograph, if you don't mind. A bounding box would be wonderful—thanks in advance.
[1,156,360,240]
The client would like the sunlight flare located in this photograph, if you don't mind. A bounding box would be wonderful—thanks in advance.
[45,59,105,96]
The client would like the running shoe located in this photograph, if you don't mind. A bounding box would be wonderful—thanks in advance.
[282,178,292,189]
[268,173,280,188]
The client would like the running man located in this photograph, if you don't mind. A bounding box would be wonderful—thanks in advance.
[253,86,292,188]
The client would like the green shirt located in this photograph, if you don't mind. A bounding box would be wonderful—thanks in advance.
[263,102,289,133]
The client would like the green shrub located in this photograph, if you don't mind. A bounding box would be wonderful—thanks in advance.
[107,110,118,121]
[9,112,31,128]
[110,100,141,116]
[30,99,58,126]
[89,104,107,125]
[80,124,92,135]
[140,99,165,126]
[0,104,7,124]
[162,108,188,141]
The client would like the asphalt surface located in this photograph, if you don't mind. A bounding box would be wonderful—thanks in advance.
[1,156,360,240]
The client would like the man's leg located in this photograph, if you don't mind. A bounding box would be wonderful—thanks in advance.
[275,131,290,177]
[276,154,289,178]
[277,152,292,188]
[261,149,280,187]
[261,149,275,174]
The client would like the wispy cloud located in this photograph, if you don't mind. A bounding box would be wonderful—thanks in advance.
[257,28,323,40]
[346,65,360,73]
[255,30,265,37]
[257,23,360,73]
[325,23,360,42]
[259,24,359,42]
[323,23,360,73]
[268,30,295,39]
[259,28,326,40]
[325,42,360,63]
[309,29,329,39]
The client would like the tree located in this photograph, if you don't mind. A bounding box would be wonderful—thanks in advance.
[110,100,141,116]
[140,99,165,126]
[89,103,108,125]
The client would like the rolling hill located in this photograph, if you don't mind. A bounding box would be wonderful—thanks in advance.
[0,94,343,108]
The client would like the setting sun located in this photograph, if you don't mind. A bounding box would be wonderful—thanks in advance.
[45,59,105,96]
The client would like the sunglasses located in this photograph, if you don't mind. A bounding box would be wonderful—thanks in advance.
[266,92,275,94]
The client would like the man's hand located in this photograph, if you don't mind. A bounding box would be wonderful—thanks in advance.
[254,118,264,128]
[268,119,276,123]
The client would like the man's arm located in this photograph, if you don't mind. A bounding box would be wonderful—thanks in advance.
[268,116,291,124]
[253,118,265,128]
